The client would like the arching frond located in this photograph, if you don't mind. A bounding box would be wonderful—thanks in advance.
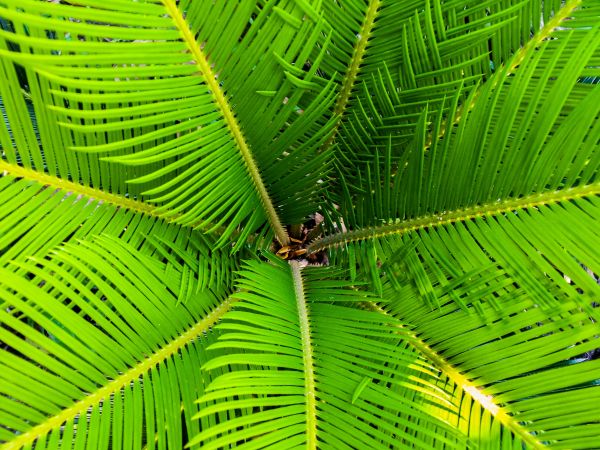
[191,257,470,449]
[0,169,236,293]
[0,0,337,247]
[0,236,235,450]
[312,10,600,297]
[306,9,600,447]
[362,302,547,449]
[314,0,566,159]
[378,240,600,449]
[2,0,599,448]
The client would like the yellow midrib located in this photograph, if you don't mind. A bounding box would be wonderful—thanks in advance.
[1,160,236,238]
[506,0,581,74]
[290,261,317,448]
[160,0,289,245]
[321,0,381,151]
[1,160,156,217]
[308,182,600,253]
[1,298,236,450]
[364,303,545,449]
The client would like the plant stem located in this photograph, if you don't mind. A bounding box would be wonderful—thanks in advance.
[0,160,156,216]
[321,0,381,152]
[425,0,582,149]
[1,160,234,236]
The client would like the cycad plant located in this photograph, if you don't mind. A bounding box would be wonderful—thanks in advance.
[1,0,599,448]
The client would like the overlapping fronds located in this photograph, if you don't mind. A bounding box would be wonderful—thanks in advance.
[1,0,600,448]
[304,5,600,447]
[312,7,600,290]
[312,0,562,160]
[191,257,470,449]
[0,0,337,247]
[380,239,600,449]
[0,236,235,450]
[0,169,236,293]
[360,302,549,449]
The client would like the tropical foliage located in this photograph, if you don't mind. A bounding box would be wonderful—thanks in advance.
[0,0,599,448]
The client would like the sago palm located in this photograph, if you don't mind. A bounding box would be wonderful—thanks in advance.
[0,0,599,448]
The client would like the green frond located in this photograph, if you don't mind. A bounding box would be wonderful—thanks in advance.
[2,0,599,448]
[314,13,600,274]
[316,0,567,157]
[364,302,546,449]
[0,169,237,293]
[0,0,337,247]
[378,230,600,448]
[302,13,600,447]
[192,258,470,448]
[0,235,236,450]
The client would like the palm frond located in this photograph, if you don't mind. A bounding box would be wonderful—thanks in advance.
[362,302,549,449]
[315,0,564,158]
[2,1,599,448]
[0,0,337,247]
[192,257,470,449]
[311,11,600,301]
[304,11,600,447]
[0,169,236,294]
[379,246,600,448]
[0,235,234,449]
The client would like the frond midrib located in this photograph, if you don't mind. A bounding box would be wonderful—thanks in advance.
[1,160,238,239]
[364,303,545,449]
[321,0,381,151]
[160,0,289,245]
[426,0,582,149]
[309,182,600,253]
[1,298,236,450]
[290,261,317,448]
[1,160,157,217]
